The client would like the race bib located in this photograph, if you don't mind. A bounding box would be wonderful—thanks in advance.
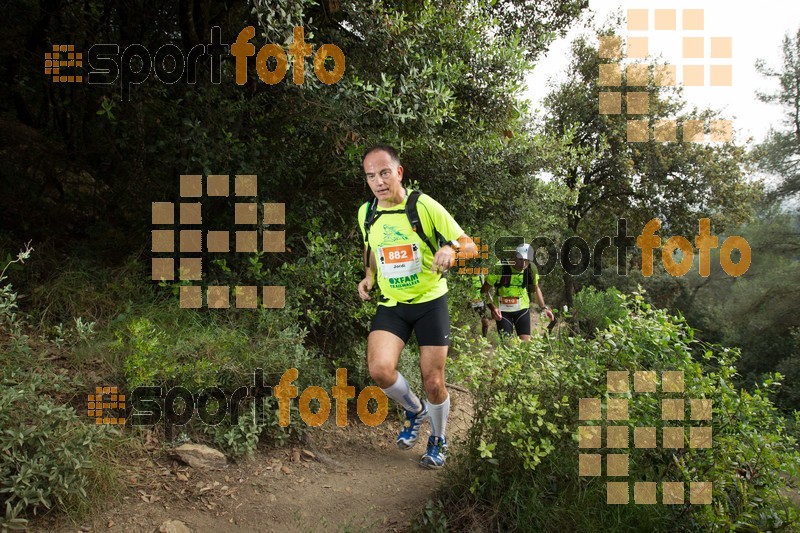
[379,243,422,279]
[499,296,520,312]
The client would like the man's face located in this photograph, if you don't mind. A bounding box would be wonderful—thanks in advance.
[513,257,529,271]
[363,150,404,202]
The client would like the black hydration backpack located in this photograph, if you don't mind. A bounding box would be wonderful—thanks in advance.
[362,190,446,268]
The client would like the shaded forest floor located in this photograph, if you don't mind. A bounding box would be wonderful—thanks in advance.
[35,390,473,533]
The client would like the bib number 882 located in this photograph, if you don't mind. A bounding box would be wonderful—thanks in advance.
[388,250,408,260]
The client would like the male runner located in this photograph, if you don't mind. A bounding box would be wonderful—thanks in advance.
[483,243,554,341]
[357,144,475,469]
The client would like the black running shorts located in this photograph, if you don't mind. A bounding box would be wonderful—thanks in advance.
[495,308,531,337]
[370,294,450,346]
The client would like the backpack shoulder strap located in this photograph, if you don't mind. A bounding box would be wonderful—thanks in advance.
[406,190,446,257]
[496,265,512,288]
[524,266,534,294]
[362,198,378,236]
[362,199,378,268]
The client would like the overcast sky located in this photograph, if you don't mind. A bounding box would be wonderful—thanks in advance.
[522,0,800,145]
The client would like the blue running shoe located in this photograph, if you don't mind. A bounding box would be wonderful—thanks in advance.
[420,435,448,469]
[397,405,428,450]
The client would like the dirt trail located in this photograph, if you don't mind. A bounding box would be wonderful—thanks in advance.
[40,390,472,533]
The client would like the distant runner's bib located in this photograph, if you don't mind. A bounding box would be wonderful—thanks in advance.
[379,243,423,279]
[499,296,521,312]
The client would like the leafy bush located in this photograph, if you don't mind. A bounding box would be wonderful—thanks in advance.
[0,374,111,530]
[440,292,800,531]
[111,300,332,456]
[0,244,33,335]
[774,330,800,417]
[274,225,372,387]
[572,285,626,335]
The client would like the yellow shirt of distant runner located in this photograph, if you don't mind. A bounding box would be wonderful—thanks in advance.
[486,266,539,310]
[358,188,464,307]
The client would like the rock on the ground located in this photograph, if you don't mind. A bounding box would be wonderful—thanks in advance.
[172,444,227,469]
[158,519,191,533]
[301,449,316,460]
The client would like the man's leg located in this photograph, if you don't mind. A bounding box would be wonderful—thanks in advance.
[368,329,427,449]
[419,345,450,469]
[477,306,490,337]
[367,329,404,388]
[368,330,422,412]
[497,313,514,337]
[410,294,450,468]
[513,308,532,342]
[420,345,449,431]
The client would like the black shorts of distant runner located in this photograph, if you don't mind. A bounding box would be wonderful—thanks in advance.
[496,308,531,337]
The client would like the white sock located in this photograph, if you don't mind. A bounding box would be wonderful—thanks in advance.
[381,372,423,413]
[426,394,450,438]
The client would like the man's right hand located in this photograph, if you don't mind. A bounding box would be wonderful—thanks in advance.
[358,276,374,301]
[491,307,502,321]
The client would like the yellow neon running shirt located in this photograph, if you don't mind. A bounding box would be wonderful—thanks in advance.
[486,265,539,312]
[358,189,464,306]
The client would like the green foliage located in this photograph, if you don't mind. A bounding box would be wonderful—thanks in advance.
[441,292,800,531]
[411,497,448,532]
[572,286,625,334]
[0,247,122,529]
[273,224,370,382]
[113,305,323,392]
[0,374,112,530]
[0,244,33,335]
[111,300,325,453]
[25,256,155,328]
[540,19,760,304]
[755,26,800,199]
[50,317,98,349]
[200,398,290,459]
[774,329,800,411]
[674,209,800,411]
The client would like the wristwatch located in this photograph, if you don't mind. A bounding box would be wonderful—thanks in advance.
[446,240,460,251]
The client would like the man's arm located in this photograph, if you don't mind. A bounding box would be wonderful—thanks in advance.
[358,246,377,301]
[535,284,554,321]
[417,195,475,272]
[481,280,502,321]
[431,234,476,274]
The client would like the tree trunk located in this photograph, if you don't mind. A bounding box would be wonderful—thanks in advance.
[563,206,580,307]
[563,268,574,308]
